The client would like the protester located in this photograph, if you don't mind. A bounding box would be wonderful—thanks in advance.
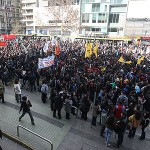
[64,95,72,119]
[92,100,100,126]
[80,95,91,120]
[14,79,21,103]
[53,93,63,119]
[105,115,115,147]
[128,111,141,138]
[140,112,150,140]
[19,96,35,125]
[0,36,150,144]
[0,79,5,103]
[114,113,126,148]
[41,80,48,103]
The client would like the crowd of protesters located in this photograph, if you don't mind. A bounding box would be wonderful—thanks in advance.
[0,36,150,148]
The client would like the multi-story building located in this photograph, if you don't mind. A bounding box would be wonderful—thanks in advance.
[0,0,22,34]
[21,0,80,36]
[80,0,128,37]
[125,0,150,37]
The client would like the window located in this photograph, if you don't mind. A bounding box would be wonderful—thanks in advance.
[92,14,97,23]
[98,13,107,23]
[82,14,90,23]
[108,28,118,32]
[82,4,85,12]
[109,14,119,23]
[104,5,107,12]
[82,0,95,2]
[92,3,100,12]
[91,28,101,32]
[110,0,124,4]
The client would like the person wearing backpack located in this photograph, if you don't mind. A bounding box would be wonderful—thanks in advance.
[113,101,126,120]
[14,79,21,103]
[41,80,48,103]
[114,113,126,148]
[140,112,150,140]
[0,79,5,103]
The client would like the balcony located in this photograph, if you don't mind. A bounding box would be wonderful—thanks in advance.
[22,18,34,22]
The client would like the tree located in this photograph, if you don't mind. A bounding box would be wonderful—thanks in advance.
[47,0,80,36]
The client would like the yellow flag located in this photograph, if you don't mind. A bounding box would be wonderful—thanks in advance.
[118,56,125,63]
[125,61,132,64]
[93,43,98,57]
[101,67,106,72]
[85,43,92,58]
[137,56,145,65]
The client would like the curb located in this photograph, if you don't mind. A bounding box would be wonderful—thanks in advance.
[2,131,35,150]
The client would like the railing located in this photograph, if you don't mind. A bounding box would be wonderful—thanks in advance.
[17,125,53,150]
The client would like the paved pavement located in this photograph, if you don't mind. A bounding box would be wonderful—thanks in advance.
[0,135,28,150]
[0,85,150,150]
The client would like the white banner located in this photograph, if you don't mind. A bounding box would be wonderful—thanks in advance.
[38,55,55,69]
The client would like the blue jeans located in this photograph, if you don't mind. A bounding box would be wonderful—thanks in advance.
[105,127,112,145]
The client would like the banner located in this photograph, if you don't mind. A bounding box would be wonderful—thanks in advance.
[43,41,50,53]
[0,41,7,46]
[38,55,55,69]
[85,43,92,58]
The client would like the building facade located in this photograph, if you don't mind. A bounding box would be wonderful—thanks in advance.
[0,0,22,34]
[125,0,150,37]
[21,0,80,36]
[80,0,128,37]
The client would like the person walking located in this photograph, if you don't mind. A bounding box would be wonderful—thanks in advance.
[14,79,21,103]
[41,81,48,103]
[19,96,35,125]
[0,79,5,103]
[105,115,115,147]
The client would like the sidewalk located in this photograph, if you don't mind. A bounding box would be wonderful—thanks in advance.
[0,136,28,150]
[0,86,150,150]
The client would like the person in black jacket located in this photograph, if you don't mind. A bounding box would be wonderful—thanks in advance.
[19,96,35,125]
[114,113,126,148]
[140,112,150,140]
[80,95,91,120]
[53,93,63,119]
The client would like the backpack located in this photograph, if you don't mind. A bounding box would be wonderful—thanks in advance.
[41,85,46,93]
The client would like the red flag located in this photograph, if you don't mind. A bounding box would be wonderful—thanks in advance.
[55,44,60,56]
[2,34,16,40]
[0,41,7,46]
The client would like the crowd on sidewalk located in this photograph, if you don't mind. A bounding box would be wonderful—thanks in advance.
[0,36,150,148]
